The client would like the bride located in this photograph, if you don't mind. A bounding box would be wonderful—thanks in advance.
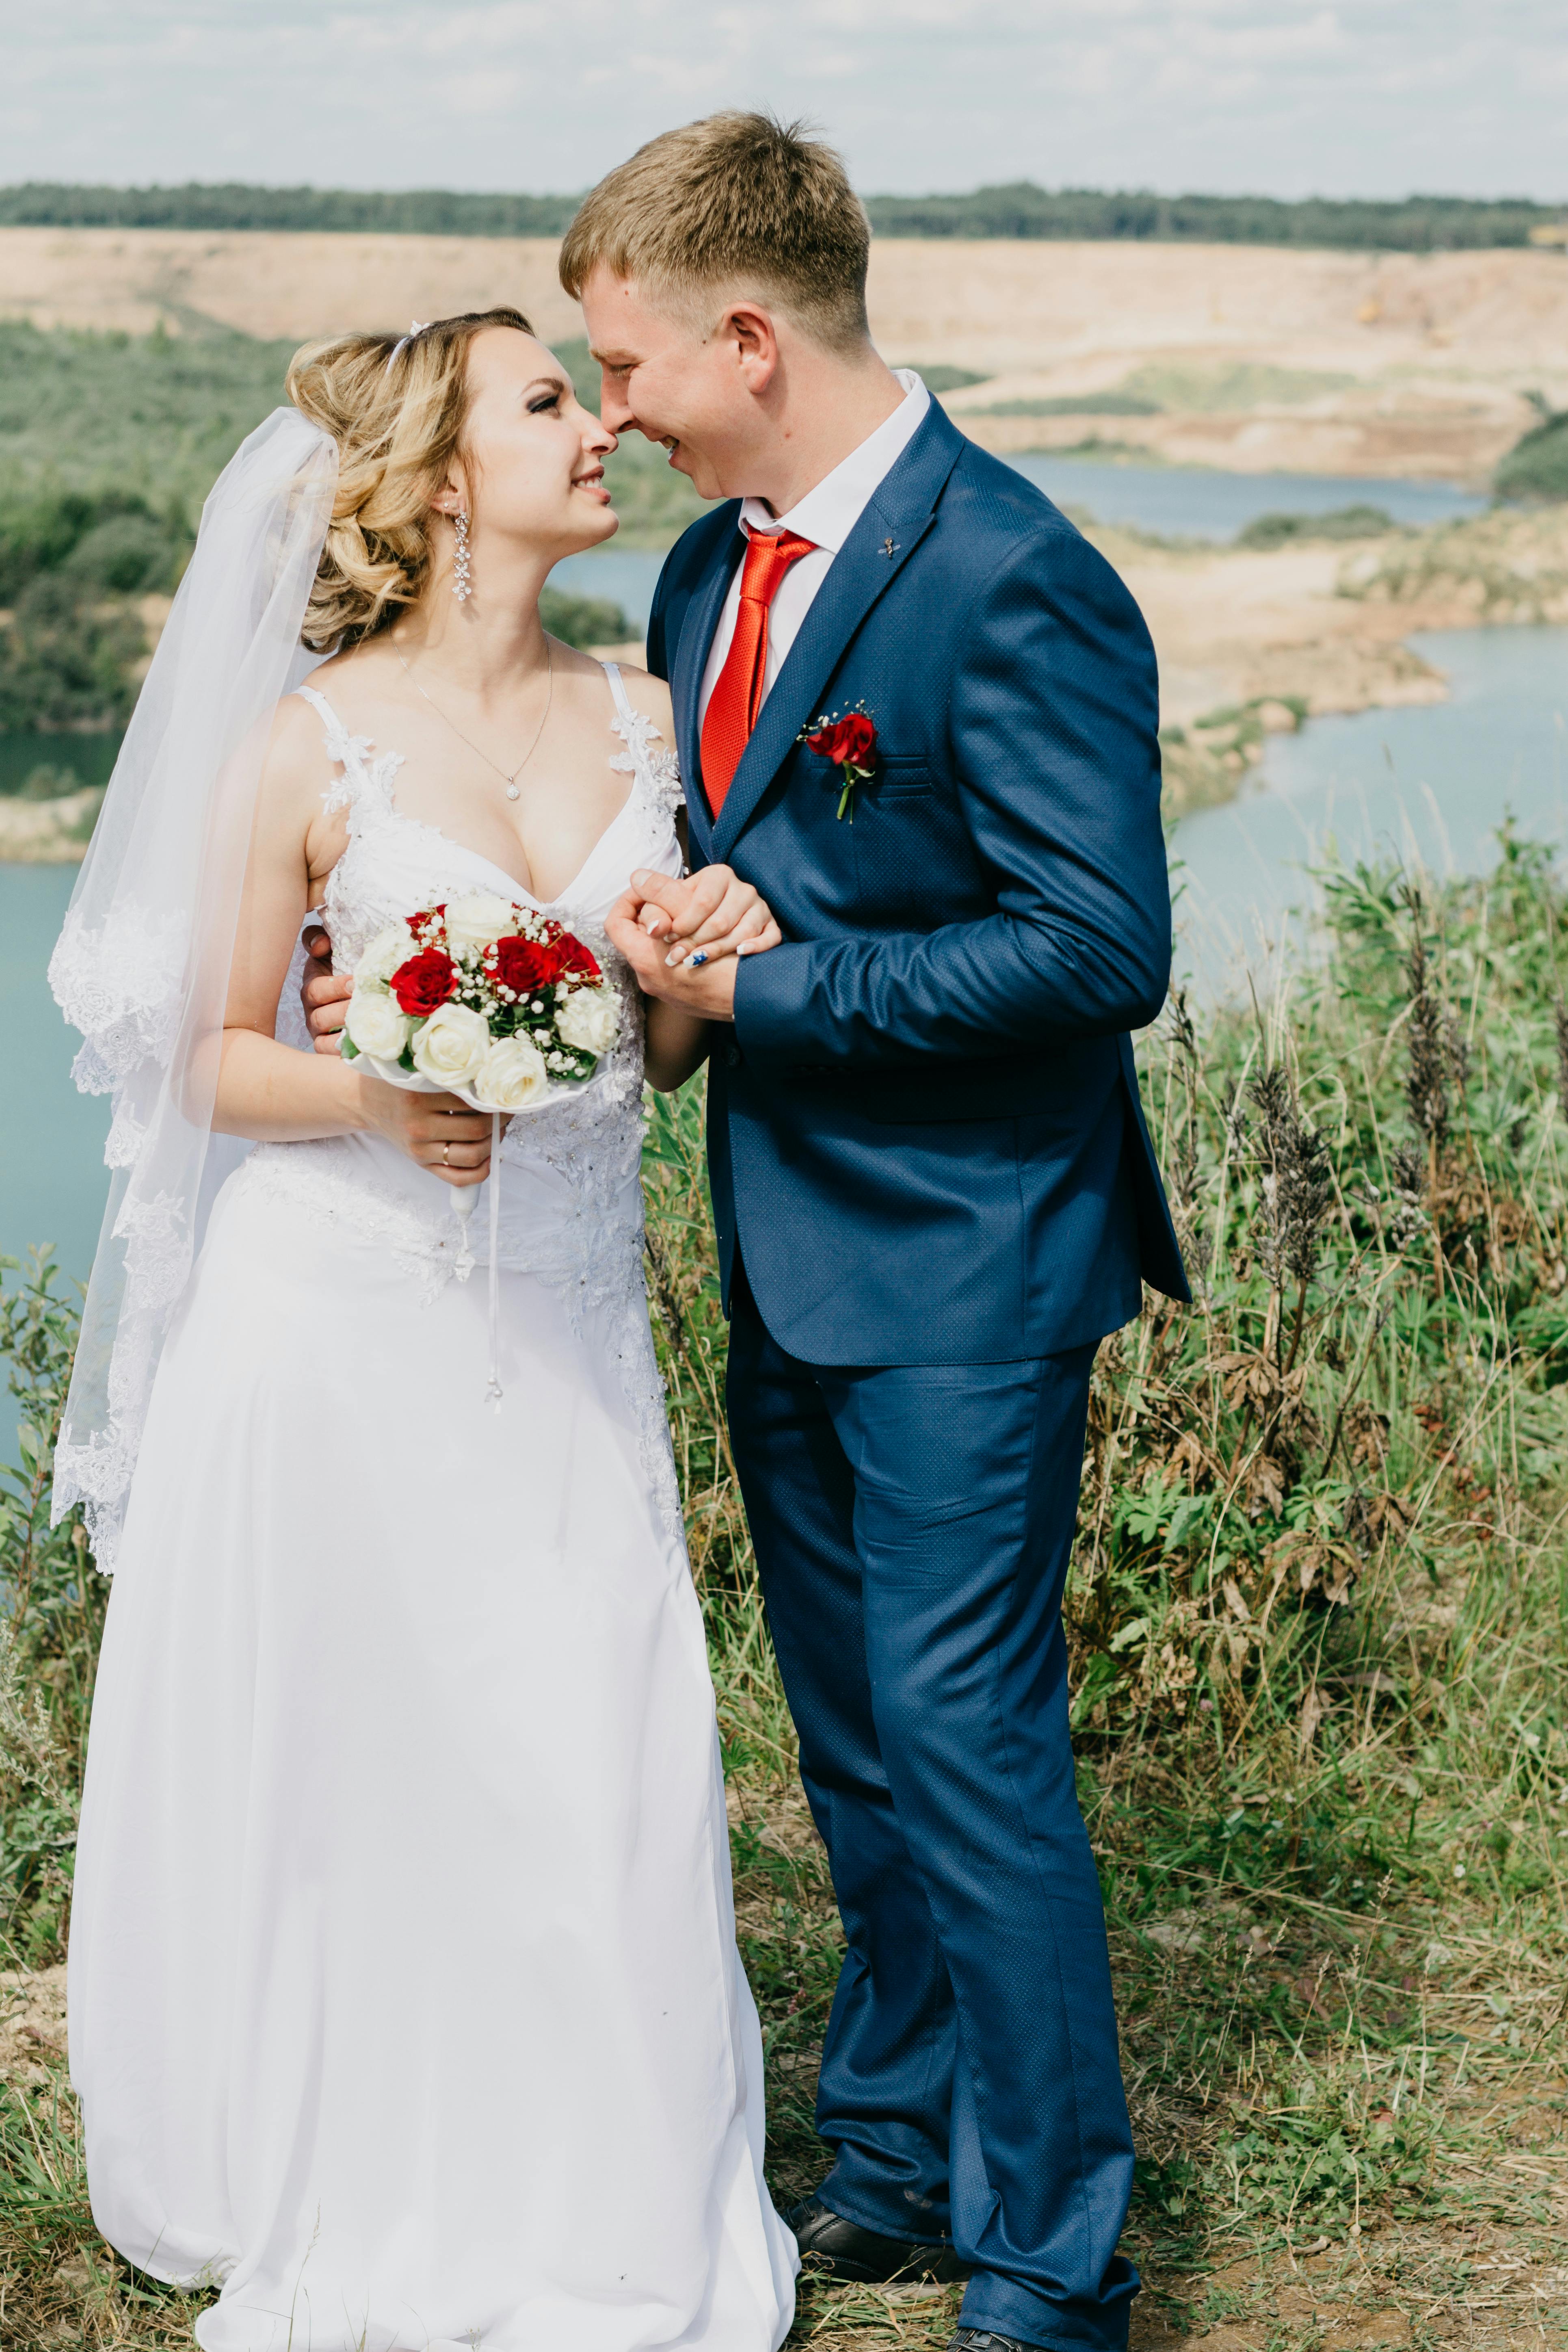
[50,307,798,2352]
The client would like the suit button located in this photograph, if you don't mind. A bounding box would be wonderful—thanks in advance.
[725,1043,743,1070]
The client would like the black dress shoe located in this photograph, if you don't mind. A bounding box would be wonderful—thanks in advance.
[787,2192,970,2283]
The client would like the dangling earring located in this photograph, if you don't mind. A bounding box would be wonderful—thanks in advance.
[452,509,473,602]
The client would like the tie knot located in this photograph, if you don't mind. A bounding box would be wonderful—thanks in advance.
[738,528,815,605]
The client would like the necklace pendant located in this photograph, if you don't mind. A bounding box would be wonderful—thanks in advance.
[506,784,521,801]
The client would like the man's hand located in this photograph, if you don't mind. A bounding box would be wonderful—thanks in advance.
[301,924,352,1054]
[606,888,739,1019]
[630,867,781,965]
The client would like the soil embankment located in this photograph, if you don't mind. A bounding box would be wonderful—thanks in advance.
[3,229,1565,487]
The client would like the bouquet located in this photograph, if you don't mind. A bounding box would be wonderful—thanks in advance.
[337,889,620,1113]
[331,891,621,1404]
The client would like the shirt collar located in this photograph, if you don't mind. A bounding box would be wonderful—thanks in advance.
[739,369,931,553]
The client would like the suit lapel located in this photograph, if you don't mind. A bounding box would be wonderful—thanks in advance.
[670,513,744,865]
[711,405,966,860]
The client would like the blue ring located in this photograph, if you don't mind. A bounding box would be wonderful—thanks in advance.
[690,950,709,967]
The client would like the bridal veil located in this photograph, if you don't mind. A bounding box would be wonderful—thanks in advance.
[48,408,337,1567]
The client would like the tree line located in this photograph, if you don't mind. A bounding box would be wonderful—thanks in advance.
[0,179,1562,251]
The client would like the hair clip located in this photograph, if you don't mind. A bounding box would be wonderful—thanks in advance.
[384,320,432,374]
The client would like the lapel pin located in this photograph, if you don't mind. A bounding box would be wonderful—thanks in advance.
[882,537,900,558]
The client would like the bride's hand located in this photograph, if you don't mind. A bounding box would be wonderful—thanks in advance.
[356,1072,498,1188]
[629,866,783,967]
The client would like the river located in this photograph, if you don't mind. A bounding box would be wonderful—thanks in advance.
[2,459,1557,1298]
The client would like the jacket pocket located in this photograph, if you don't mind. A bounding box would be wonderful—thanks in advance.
[869,755,937,799]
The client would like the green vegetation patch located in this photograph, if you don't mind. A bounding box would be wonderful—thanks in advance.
[899,364,993,395]
[1495,408,1568,505]
[0,319,298,512]
[977,391,1163,418]
[1119,361,1359,414]
[1235,504,1397,550]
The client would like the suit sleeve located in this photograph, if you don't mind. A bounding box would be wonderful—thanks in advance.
[731,525,1172,1065]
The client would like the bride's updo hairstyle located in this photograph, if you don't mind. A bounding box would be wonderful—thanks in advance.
[288,307,533,649]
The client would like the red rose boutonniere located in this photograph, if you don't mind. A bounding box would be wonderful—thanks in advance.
[800,702,877,822]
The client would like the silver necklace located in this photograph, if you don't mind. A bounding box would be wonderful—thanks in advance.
[397,642,553,801]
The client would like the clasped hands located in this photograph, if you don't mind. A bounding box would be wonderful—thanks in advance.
[301,865,777,1069]
[604,866,782,1020]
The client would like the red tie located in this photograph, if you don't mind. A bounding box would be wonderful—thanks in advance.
[700,528,815,816]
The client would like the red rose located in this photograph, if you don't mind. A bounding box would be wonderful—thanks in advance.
[556,930,602,982]
[807,713,877,770]
[389,946,459,1016]
[487,935,566,995]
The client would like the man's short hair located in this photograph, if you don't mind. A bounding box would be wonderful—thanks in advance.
[559,111,871,353]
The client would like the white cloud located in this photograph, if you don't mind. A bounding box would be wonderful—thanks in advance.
[0,0,1562,199]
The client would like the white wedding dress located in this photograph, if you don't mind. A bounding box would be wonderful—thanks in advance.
[67,666,798,2352]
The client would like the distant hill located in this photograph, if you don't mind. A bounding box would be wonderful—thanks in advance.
[1,180,1563,252]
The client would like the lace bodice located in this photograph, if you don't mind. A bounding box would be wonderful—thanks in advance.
[231,663,688,1535]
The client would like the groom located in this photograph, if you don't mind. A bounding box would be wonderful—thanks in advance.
[569,115,1188,2352]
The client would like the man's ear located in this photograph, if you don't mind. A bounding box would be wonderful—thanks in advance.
[724,303,781,394]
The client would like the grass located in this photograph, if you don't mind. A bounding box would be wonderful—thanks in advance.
[0,320,699,742]
[5,835,1568,2346]
[0,319,701,556]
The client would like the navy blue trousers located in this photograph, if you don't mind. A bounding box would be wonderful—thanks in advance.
[726,1282,1138,2351]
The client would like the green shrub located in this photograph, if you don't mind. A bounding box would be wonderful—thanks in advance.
[61,511,183,595]
[0,574,145,730]
[539,586,631,649]
[1235,504,1396,550]
[1494,409,1568,504]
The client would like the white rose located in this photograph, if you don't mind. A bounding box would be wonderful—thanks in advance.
[444,891,521,961]
[410,1000,490,1089]
[555,985,621,1057]
[473,1035,550,1111]
[344,990,413,1060]
[353,922,412,993]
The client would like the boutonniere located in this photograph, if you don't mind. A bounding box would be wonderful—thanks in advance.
[799,703,877,822]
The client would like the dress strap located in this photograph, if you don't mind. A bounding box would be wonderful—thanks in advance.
[601,660,637,729]
[292,684,400,820]
[294,681,349,747]
[601,661,686,818]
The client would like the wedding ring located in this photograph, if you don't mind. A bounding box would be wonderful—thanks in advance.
[442,1143,451,1166]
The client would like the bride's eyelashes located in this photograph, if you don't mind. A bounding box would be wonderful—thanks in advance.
[528,391,562,415]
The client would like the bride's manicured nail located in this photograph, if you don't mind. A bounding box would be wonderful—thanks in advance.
[665,947,687,967]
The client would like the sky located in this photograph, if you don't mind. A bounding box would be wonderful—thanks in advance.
[2,0,1565,203]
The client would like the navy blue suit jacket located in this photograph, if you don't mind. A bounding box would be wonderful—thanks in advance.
[645,400,1189,1365]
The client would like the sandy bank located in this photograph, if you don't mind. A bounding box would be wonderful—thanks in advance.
[1104,505,1568,814]
[0,786,103,862]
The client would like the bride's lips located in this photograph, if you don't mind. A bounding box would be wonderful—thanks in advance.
[572,466,611,504]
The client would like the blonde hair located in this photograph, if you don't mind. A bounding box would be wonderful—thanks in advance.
[558,112,871,354]
[287,307,534,649]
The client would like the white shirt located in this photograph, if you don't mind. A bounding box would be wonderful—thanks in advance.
[696,370,931,729]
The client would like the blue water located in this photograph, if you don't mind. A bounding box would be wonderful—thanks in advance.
[548,549,666,634]
[1170,627,1568,996]
[0,863,109,1291]
[1004,456,1487,543]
